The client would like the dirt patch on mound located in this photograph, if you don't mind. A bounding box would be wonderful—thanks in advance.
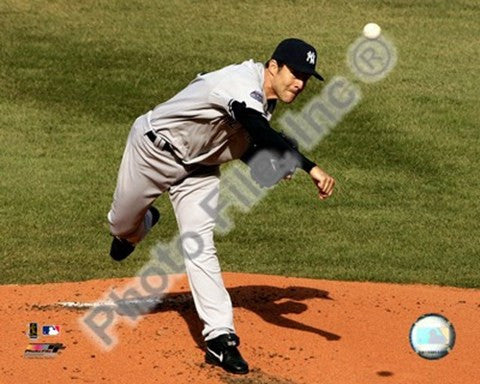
[0,273,478,383]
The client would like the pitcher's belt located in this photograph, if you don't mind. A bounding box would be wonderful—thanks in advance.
[145,130,173,153]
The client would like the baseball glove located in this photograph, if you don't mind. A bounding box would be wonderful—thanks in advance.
[247,147,298,188]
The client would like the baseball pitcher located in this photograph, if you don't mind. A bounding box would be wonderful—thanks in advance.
[107,38,335,374]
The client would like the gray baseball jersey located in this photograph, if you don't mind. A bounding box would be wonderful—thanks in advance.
[147,59,274,165]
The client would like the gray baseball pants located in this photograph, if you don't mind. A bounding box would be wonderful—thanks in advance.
[108,113,235,341]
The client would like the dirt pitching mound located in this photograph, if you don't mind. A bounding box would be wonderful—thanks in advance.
[0,273,478,383]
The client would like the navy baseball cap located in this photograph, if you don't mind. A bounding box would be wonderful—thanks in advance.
[271,38,324,81]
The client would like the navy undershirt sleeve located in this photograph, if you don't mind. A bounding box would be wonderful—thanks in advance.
[230,101,316,173]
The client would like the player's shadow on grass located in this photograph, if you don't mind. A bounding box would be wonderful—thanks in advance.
[144,285,341,349]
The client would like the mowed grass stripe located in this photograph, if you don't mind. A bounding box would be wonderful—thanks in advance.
[0,0,479,286]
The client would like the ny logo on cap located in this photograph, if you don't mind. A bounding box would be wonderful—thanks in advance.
[306,51,316,65]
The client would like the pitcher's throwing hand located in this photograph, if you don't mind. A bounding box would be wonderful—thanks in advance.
[309,166,335,200]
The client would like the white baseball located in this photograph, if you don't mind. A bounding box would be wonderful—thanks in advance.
[363,23,381,39]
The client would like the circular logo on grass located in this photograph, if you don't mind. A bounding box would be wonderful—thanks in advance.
[409,313,455,360]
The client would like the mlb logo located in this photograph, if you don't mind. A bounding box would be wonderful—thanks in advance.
[42,325,60,336]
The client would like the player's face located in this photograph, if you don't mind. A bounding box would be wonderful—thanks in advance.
[273,64,310,103]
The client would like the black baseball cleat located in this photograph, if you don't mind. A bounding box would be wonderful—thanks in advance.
[205,333,249,375]
[110,237,135,261]
[110,206,160,261]
[149,206,160,226]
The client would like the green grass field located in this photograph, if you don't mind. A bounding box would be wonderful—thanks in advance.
[1,0,479,287]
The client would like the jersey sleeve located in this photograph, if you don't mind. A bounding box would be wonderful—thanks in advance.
[208,66,265,117]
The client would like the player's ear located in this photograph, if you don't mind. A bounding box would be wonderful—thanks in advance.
[267,59,279,75]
